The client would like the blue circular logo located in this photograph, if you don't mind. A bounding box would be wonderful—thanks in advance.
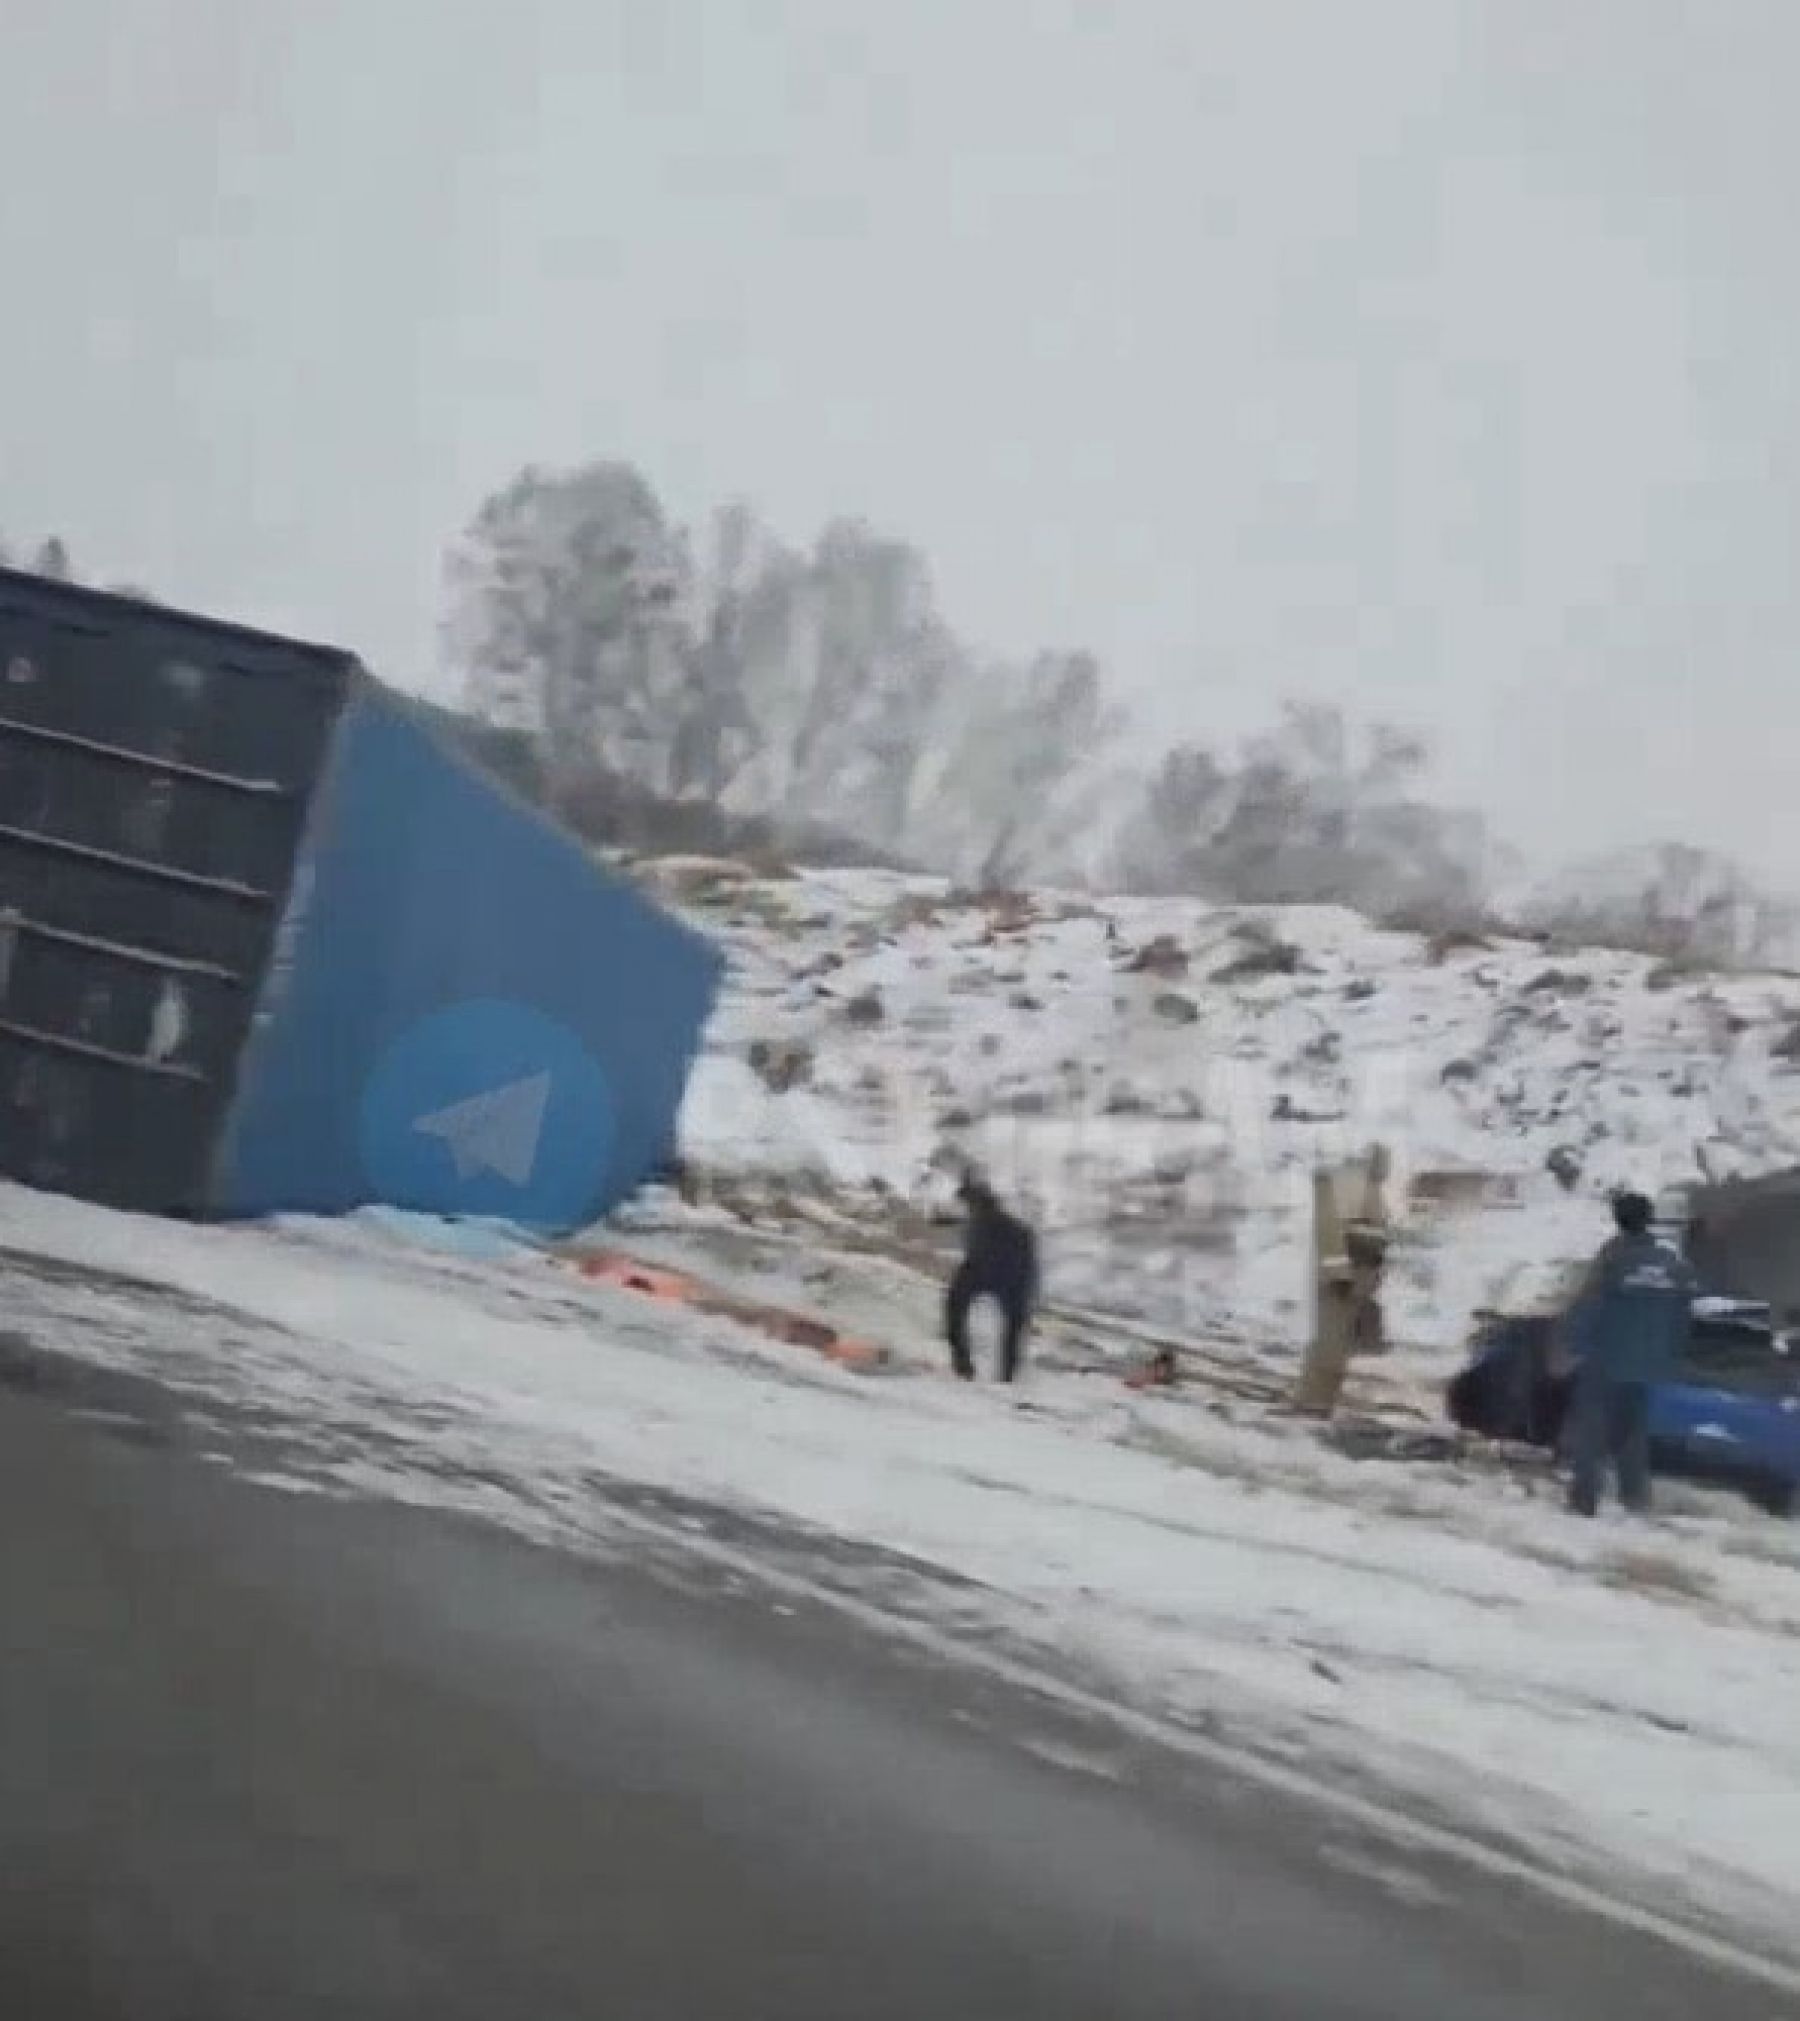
[358,998,615,1228]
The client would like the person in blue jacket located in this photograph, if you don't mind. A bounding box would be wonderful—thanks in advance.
[1561,1190,1694,1516]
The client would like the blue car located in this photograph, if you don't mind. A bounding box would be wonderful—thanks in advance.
[1448,1296,1800,1515]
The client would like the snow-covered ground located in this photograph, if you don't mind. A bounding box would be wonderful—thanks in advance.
[667,864,1800,1349]
[9,862,1800,1974]
[6,1180,1800,1974]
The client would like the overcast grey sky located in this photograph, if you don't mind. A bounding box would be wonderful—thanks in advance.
[4,2,1797,875]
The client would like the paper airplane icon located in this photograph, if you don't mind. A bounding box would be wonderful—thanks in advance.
[413,1071,551,1185]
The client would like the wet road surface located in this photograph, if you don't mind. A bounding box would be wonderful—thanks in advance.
[0,1386,1787,2021]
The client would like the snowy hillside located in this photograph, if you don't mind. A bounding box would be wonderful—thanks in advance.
[664,863,1800,1352]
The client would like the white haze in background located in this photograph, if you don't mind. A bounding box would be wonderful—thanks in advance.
[3,2,1800,884]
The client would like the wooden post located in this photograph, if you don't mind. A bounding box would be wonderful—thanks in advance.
[1295,1165,1352,1415]
[1294,1145,1391,1416]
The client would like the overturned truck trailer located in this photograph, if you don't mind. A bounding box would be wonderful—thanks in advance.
[0,566,721,1228]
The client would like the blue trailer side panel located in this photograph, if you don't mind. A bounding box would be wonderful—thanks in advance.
[211,679,721,1229]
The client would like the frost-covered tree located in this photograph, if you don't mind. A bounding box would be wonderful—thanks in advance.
[905,648,1127,886]
[680,513,1120,879]
[442,461,698,799]
[2,532,146,595]
[1113,702,1495,919]
[713,515,959,851]
[1515,842,1797,969]
[0,532,89,582]
[447,475,950,830]
[1110,741,1233,893]
[444,466,1115,878]
[0,533,74,578]
[33,536,72,581]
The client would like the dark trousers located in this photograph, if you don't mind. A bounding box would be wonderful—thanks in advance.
[946,1266,1028,1382]
[1566,1373,1653,1516]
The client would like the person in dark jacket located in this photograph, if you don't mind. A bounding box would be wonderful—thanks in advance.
[946,1175,1039,1383]
[1562,1190,1693,1516]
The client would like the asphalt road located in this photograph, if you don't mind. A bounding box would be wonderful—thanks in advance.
[0,1387,1786,2021]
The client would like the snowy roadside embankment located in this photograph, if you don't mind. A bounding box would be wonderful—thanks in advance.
[665,866,1800,1350]
[5,1181,1799,1968]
